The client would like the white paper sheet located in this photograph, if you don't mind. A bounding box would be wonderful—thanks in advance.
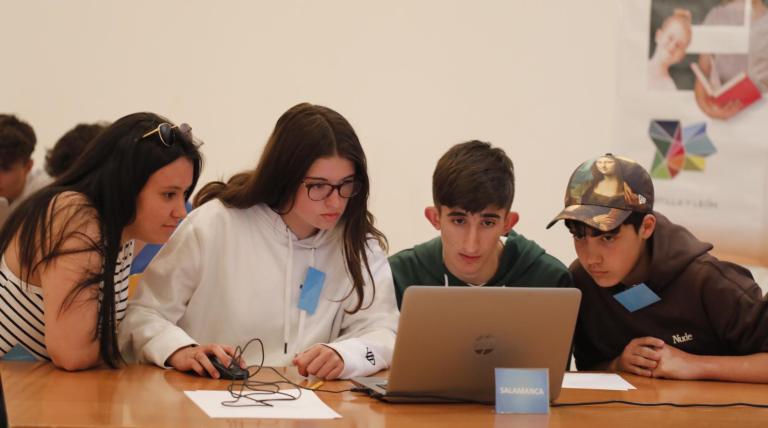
[561,373,637,391]
[184,389,341,419]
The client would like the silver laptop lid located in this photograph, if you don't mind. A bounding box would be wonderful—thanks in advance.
[386,286,581,403]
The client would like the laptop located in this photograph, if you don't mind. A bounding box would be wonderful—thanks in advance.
[352,286,581,403]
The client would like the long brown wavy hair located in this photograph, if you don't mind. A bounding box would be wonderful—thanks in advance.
[194,103,386,313]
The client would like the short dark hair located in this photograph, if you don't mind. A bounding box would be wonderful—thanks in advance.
[45,122,109,177]
[565,211,649,238]
[432,140,515,212]
[0,114,36,169]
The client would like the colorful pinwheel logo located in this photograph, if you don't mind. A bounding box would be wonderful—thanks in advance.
[648,120,716,179]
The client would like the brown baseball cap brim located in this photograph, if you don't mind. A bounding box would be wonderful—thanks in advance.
[546,204,633,232]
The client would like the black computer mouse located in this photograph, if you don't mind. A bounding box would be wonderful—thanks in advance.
[209,356,249,380]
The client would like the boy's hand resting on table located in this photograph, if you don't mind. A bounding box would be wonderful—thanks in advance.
[610,336,665,377]
[610,337,701,380]
[652,345,702,380]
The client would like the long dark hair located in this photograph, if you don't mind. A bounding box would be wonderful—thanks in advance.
[0,112,203,367]
[194,102,386,313]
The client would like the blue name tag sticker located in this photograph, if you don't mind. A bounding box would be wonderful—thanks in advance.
[298,267,326,315]
[613,283,661,312]
[1,344,37,361]
[495,368,549,414]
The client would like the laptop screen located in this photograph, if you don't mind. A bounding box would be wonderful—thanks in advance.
[383,286,581,403]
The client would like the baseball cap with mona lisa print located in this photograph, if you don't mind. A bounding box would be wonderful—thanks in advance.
[546,154,654,232]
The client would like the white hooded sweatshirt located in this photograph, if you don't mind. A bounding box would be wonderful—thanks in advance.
[118,200,399,379]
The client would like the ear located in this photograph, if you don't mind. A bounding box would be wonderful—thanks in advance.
[424,206,441,230]
[503,211,520,234]
[23,159,33,173]
[639,214,656,240]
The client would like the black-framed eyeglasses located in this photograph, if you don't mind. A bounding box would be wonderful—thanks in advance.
[141,122,203,148]
[302,179,362,201]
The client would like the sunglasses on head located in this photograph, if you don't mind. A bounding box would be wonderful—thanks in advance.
[141,122,203,148]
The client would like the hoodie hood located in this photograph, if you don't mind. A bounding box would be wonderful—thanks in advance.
[252,203,344,356]
[256,203,340,249]
[390,230,572,306]
[642,212,712,292]
[408,231,548,286]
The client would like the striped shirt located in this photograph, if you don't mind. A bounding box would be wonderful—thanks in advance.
[0,240,133,360]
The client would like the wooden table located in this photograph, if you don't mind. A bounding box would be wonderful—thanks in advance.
[2,361,768,427]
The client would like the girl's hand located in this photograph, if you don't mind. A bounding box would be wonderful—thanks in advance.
[166,343,238,379]
[293,344,345,380]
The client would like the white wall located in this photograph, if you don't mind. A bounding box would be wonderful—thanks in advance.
[1,0,619,266]
[6,0,768,292]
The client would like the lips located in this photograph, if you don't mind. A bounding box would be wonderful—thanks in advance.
[459,254,481,263]
[321,213,340,221]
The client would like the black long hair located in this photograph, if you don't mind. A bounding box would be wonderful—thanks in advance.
[0,112,203,367]
[194,102,386,313]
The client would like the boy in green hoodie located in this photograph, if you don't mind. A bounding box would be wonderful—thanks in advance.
[547,154,768,383]
[389,140,572,307]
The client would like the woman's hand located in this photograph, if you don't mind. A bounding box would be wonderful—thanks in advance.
[695,86,742,120]
[293,344,345,380]
[166,343,239,379]
[693,54,742,120]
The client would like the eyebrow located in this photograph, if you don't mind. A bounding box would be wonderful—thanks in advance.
[446,211,501,219]
[304,174,356,182]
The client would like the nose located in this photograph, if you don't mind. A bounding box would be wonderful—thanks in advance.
[172,199,187,220]
[324,189,344,210]
[583,239,602,266]
[463,224,480,254]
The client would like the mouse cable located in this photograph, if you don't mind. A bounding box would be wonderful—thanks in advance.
[220,338,353,408]
[221,338,302,407]
[221,342,768,409]
[552,400,768,408]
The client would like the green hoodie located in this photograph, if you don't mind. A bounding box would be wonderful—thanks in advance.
[389,231,573,307]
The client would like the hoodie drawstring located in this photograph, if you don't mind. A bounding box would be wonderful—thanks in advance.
[294,248,316,356]
[284,224,322,356]
[283,230,293,354]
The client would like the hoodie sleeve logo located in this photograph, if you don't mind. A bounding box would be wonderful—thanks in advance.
[365,347,376,365]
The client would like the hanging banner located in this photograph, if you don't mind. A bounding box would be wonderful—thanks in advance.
[615,0,768,265]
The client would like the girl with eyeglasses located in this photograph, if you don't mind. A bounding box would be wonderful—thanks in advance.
[120,103,398,380]
[0,112,203,370]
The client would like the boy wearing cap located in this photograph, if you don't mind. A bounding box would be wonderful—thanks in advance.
[548,154,768,382]
[389,140,572,307]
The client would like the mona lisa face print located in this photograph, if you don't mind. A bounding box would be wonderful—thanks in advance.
[547,154,654,232]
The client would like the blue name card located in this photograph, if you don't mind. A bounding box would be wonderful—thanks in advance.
[1,344,36,361]
[495,368,549,414]
[298,267,326,315]
[613,283,660,313]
